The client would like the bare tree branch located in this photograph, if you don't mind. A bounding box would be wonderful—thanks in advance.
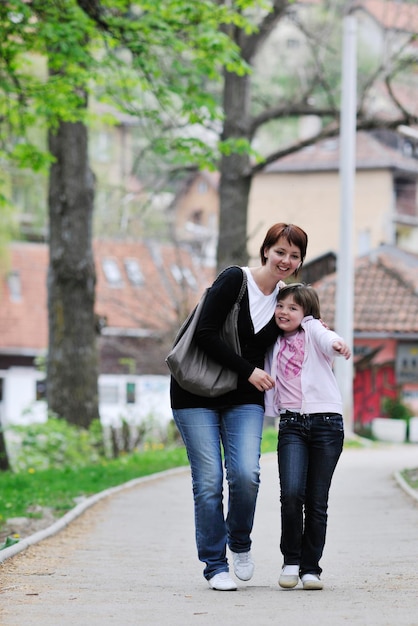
[250,100,337,136]
[241,0,291,61]
[385,77,414,122]
[288,9,339,111]
[249,110,418,176]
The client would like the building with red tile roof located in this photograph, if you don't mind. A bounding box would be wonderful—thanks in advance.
[1,239,417,431]
[248,130,418,262]
[311,244,418,428]
[0,239,210,365]
[0,240,212,427]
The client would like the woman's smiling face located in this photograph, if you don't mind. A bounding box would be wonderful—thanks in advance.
[264,236,302,281]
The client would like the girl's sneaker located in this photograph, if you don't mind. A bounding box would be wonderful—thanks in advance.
[301,573,323,590]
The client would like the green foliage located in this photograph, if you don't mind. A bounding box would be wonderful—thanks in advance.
[261,426,277,453]
[0,424,372,534]
[0,536,19,551]
[8,417,103,472]
[0,445,189,532]
[0,427,277,531]
[0,0,258,172]
[381,397,413,421]
[401,468,418,489]
[0,0,267,228]
[0,188,18,253]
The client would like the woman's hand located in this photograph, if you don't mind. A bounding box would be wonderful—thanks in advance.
[248,368,275,391]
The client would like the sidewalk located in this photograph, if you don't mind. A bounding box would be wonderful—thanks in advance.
[1,443,418,626]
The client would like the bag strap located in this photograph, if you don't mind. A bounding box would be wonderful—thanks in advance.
[235,267,247,305]
[215,265,247,306]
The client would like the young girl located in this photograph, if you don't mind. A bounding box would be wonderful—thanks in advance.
[264,283,351,590]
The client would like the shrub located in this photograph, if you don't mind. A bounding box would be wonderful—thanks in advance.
[381,397,413,421]
[8,417,103,472]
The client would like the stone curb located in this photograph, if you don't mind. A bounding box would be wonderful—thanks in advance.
[393,470,418,503]
[0,466,189,564]
[1,464,416,565]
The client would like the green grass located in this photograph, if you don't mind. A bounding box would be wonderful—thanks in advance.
[0,427,375,536]
[401,467,418,489]
[0,446,189,531]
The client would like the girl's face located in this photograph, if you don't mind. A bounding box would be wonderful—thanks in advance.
[275,295,305,334]
[264,236,302,280]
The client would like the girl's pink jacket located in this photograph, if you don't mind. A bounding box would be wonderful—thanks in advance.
[264,316,345,417]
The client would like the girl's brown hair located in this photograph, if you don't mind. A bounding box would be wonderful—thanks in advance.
[259,223,308,274]
[276,283,321,319]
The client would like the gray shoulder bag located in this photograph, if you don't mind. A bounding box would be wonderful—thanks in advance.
[165,267,247,397]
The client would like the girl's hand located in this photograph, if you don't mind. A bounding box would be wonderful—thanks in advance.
[248,368,275,391]
[333,341,351,360]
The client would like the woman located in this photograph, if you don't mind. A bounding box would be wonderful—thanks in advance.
[170,223,308,591]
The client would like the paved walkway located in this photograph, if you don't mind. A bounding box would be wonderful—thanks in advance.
[0,443,418,625]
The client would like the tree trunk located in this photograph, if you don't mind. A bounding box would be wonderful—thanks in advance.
[217,69,253,271]
[47,119,99,429]
[0,425,10,471]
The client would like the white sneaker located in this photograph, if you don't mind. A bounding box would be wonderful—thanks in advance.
[208,572,237,591]
[231,551,254,581]
[301,573,323,590]
[279,565,299,589]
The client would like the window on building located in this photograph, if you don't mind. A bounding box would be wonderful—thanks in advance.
[171,264,182,283]
[91,130,110,163]
[102,258,123,286]
[396,343,418,383]
[124,258,144,286]
[99,384,119,404]
[182,267,197,290]
[171,264,198,290]
[197,181,208,194]
[126,382,136,404]
[36,379,47,401]
[7,271,21,301]
[190,209,203,225]
[394,176,417,217]
[358,230,371,256]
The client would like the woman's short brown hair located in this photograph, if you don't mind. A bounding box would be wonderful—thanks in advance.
[259,223,308,268]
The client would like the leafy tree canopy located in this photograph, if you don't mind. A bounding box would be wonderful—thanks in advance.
[0,0,262,175]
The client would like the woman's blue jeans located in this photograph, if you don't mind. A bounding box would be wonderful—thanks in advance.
[278,412,344,577]
[173,405,264,580]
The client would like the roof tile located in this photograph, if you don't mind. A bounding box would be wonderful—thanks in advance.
[0,240,212,354]
[313,245,418,334]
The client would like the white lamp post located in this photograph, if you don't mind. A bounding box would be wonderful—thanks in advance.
[334,6,357,436]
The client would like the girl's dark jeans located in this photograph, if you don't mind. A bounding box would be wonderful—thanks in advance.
[277,411,344,577]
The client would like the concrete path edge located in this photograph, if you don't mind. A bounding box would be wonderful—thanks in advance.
[0,466,189,564]
[1,464,416,566]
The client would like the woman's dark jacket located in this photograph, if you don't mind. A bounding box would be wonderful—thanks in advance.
[170,266,279,409]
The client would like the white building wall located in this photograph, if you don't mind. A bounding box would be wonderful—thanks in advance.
[98,374,172,427]
[0,367,47,426]
[0,368,172,429]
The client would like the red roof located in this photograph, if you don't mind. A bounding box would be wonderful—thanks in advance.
[0,240,212,355]
[313,245,418,334]
[2,240,417,357]
[0,243,49,353]
[355,0,418,34]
